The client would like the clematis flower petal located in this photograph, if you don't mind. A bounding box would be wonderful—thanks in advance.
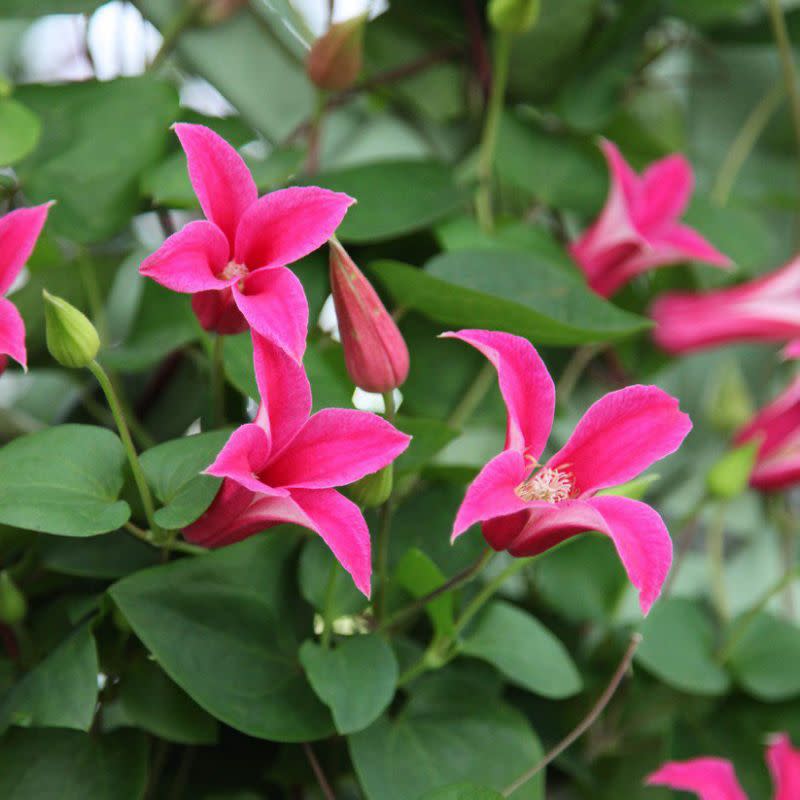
[204,423,288,496]
[767,733,800,800]
[0,297,27,369]
[233,186,354,270]
[637,154,693,229]
[654,223,732,268]
[252,333,312,457]
[174,123,257,247]
[0,203,52,295]
[451,450,529,542]
[441,329,555,457]
[182,479,264,548]
[264,408,410,490]
[646,758,748,800]
[139,220,231,293]
[233,267,309,361]
[291,488,372,597]
[192,288,248,335]
[548,384,692,495]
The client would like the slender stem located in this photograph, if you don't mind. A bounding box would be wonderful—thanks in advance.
[377,548,495,633]
[449,362,496,429]
[475,30,513,232]
[502,634,642,797]
[556,344,603,407]
[305,91,327,176]
[717,563,800,663]
[775,494,797,618]
[78,257,108,344]
[90,360,162,538]
[712,82,784,206]
[708,502,729,620]
[148,2,200,71]
[210,334,226,429]
[123,521,206,556]
[663,500,705,596]
[302,742,336,800]
[376,391,397,621]
[766,0,800,216]
[320,561,338,649]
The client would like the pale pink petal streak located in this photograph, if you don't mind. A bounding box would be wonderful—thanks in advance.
[646,758,749,800]
[654,223,732,268]
[0,297,27,369]
[0,203,51,295]
[637,154,693,229]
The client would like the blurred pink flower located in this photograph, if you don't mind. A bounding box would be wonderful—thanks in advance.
[646,732,800,799]
[444,329,691,614]
[570,139,730,298]
[734,375,800,491]
[140,123,354,358]
[183,333,410,596]
[652,255,800,355]
[0,203,52,370]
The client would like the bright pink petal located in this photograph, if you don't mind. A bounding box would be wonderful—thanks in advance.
[653,223,732,268]
[182,479,262,547]
[783,339,800,359]
[291,488,372,597]
[637,153,694,229]
[139,220,230,293]
[548,385,692,495]
[0,203,51,295]
[263,408,410,490]
[451,450,529,542]
[174,123,257,247]
[192,288,248,335]
[0,297,26,369]
[204,423,288,497]
[507,500,606,558]
[766,733,800,800]
[587,495,672,615]
[440,330,554,457]
[601,138,641,210]
[251,333,311,457]
[233,186,354,270]
[233,267,309,361]
[736,376,800,460]
[646,758,748,800]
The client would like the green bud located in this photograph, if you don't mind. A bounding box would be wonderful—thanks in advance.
[488,0,540,34]
[43,290,100,369]
[707,440,760,500]
[706,360,754,434]
[598,473,660,501]
[345,465,393,508]
[0,571,26,625]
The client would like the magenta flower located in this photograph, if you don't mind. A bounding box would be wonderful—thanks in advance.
[140,123,354,358]
[569,139,730,298]
[652,255,800,355]
[0,203,51,370]
[445,329,691,614]
[734,375,800,491]
[183,333,410,595]
[646,732,800,799]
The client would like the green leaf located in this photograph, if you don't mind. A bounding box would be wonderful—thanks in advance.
[348,678,543,800]
[0,625,98,734]
[110,534,334,742]
[394,417,459,476]
[140,430,231,530]
[0,425,130,536]
[370,253,649,346]
[16,77,179,243]
[39,531,158,579]
[394,548,455,638]
[0,99,40,165]
[0,0,103,13]
[0,728,147,800]
[309,160,464,243]
[419,785,505,800]
[461,601,582,699]
[636,598,730,696]
[299,537,367,618]
[300,635,398,734]
[727,612,800,700]
[105,656,218,745]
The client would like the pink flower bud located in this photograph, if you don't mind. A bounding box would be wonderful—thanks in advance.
[329,239,409,393]
[306,14,366,92]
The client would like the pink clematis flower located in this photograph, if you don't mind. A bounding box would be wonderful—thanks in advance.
[734,374,800,491]
[569,139,730,298]
[0,203,52,370]
[183,333,410,595]
[140,123,354,358]
[646,732,800,799]
[652,255,800,355]
[445,329,692,614]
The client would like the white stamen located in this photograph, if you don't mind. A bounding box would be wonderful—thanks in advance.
[516,467,574,503]
[222,260,249,281]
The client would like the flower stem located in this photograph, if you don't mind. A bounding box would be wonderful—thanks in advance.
[448,361,496,429]
[305,90,327,176]
[376,390,397,621]
[210,334,226,428]
[707,502,729,620]
[501,633,642,797]
[148,1,201,71]
[90,360,162,539]
[320,561,338,649]
[556,344,603,407]
[123,521,205,556]
[475,29,513,232]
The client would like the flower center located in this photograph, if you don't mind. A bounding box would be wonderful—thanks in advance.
[515,467,574,503]
[222,260,249,282]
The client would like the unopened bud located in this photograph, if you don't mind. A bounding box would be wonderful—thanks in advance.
[707,440,760,500]
[329,239,409,393]
[488,0,540,34]
[346,465,393,508]
[0,571,26,625]
[43,290,100,369]
[306,14,367,92]
[706,360,754,434]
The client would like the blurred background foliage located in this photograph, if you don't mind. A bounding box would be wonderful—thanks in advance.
[0,0,799,798]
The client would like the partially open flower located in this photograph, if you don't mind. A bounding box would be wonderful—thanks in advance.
[307,14,367,92]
